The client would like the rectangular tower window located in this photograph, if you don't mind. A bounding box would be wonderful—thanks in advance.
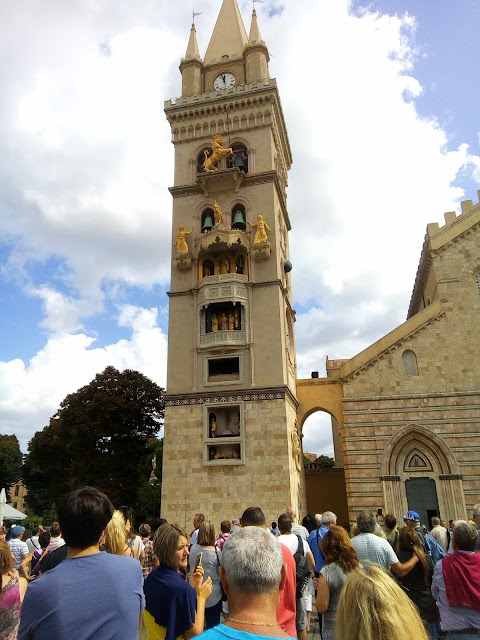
[208,357,240,382]
[204,402,244,466]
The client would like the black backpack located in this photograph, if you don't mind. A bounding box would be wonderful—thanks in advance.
[293,534,310,599]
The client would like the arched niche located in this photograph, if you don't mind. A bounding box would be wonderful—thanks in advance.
[201,208,215,233]
[197,145,212,174]
[231,203,246,230]
[198,249,248,281]
[227,142,249,173]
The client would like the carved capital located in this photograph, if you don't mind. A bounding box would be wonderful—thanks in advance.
[251,241,271,260]
[173,253,192,270]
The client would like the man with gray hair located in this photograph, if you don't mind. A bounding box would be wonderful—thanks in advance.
[199,527,290,640]
[350,511,418,576]
[430,516,449,552]
[306,511,337,576]
[432,520,480,637]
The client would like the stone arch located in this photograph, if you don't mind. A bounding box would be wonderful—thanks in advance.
[381,424,465,523]
[463,255,480,280]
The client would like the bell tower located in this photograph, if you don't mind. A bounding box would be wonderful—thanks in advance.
[162,0,303,526]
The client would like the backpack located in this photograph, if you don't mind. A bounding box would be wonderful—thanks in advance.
[293,534,310,599]
[425,533,446,564]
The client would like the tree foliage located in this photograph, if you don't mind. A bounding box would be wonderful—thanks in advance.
[0,435,22,491]
[23,367,164,513]
[315,455,335,468]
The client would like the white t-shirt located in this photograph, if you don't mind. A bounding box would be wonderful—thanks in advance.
[129,535,145,558]
[351,533,398,570]
[278,533,311,556]
[9,538,29,569]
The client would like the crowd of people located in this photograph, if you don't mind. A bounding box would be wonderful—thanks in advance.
[1,493,479,640]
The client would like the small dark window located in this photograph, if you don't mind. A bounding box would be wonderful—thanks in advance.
[232,204,246,230]
[201,208,215,232]
[227,143,248,172]
[14,485,19,497]
[197,148,212,173]
[208,357,240,381]
[402,350,418,376]
[13,502,18,509]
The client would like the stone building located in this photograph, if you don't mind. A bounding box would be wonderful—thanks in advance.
[161,0,303,528]
[297,196,480,527]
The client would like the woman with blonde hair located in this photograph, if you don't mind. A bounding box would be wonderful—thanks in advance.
[336,564,429,640]
[189,521,223,629]
[102,510,135,557]
[314,525,360,640]
[1,538,28,639]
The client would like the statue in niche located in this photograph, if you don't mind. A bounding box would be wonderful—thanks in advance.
[174,226,193,254]
[203,262,212,277]
[203,134,233,172]
[234,309,239,329]
[219,257,230,274]
[228,312,234,331]
[210,418,217,438]
[248,214,271,244]
[232,413,240,435]
[213,201,223,225]
[211,313,219,332]
[219,312,228,331]
[236,255,245,274]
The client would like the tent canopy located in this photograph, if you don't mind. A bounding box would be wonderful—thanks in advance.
[3,504,27,520]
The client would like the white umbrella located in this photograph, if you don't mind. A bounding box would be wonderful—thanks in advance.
[3,504,27,521]
[0,488,6,527]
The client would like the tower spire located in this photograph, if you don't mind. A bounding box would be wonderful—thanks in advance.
[185,22,201,61]
[244,6,269,82]
[180,21,203,96]
[248,8,263,45]
[204,0,248,65]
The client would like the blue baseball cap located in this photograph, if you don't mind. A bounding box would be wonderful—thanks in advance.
[11,525,25,535]
[403,511,420,522]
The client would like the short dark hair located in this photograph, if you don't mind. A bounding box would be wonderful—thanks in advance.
[32,526,40,536]
[278,514,292,533]
[50,522,61,538]
[241,507,266,527]
[139,524,151,538]
[384,514,397,530]
[58,487,114,549]
[195,513,205,524]
[220,520,231,534]
[38,531,51,549]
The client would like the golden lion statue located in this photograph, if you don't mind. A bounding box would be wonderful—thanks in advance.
[203,134,233,172]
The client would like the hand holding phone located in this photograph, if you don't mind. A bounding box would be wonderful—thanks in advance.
[195,552,203,570]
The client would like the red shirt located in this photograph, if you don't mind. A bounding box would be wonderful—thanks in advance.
[277,543,296,637]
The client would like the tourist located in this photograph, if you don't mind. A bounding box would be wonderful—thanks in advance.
[45,522,64,553]
[350,511,418,576]
[403,511,427,549]
[0,539,28,639]
[140,523,158,580]
[383,513,398,549]
[102,509,135,557]
[25,527,41,554]
[199,526,292,640]
[189,520,223,629]
[472,502,480,550]
[127,524,145,561]
[19,486,144,639]
[270,522,280,537]
[190,513,205,546]
[30,531,51,578]
[8,526,28,571]
[301,514,317,534]
[336,564,429,640]
[215,521,231,549]
[277,513,314,640]
[240,507,296,638]
[395,527,439,638]
[143,522,212,639]
[307,511,337,576]
[314,525,360,640]
[285,507,309,540]
[432,520,480,636]
[430,516,449,552]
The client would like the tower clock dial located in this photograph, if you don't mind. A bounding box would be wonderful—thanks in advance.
[214,72,236,90]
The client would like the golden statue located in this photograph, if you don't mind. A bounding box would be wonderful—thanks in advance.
[234,309,239,329]
[174,226,193,254]
[219,312,228,331]
[213,201,223,225]
[219,257,230,274]
[211,313,219,332]
[203,134,233,172]
[228,312,234,331]
[210,419,217,438]
[248,214,271,244]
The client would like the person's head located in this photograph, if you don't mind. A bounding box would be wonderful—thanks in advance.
[240,506,266,527]
[384,514,396,532]
[221,526,284,597]
[220,521,231,534]
[452,520,478,551]
[277,513,293,534]
[473,503,480,529]
[153,523,189,571]
[302,514,317,533]
[440,519,447,528]
[0,539,14,575]
[285,506,294,520]
[139,523,151,539]
[336,565,429,640]
[50,522,62,538]
[11,525,25,539]
[193,513,205,529]
[198,520,216,546]
[403,511,420,530]
[32,526,40,537]
[320,511,337,527]
[38,531,51,550]
[431,516,440,528]
[356,511,376,534]
[102,510,128,555]
[320,525,359,573]
[58,486,114,549]
[397,526,428,579]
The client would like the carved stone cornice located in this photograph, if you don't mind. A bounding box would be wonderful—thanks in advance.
[439,474,463,480]
[380,475,401,482]
[194,226,250,256]
[165,385,298,409]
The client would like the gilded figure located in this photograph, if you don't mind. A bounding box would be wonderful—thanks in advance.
[228,312,234,331]
[213,201,223,225]
[211,313,219,332]
[219,257,230,274]
[219,312,228,331]
[248,214,271,244]
[203,134,233,172]
[174,225,193,254]
[233,309,239,329]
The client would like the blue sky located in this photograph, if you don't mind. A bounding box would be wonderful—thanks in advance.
[0,0,478,457]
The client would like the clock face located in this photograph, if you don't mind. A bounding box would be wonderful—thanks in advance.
[214,72,236,90]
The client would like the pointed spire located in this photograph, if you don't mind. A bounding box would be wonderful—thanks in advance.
[204,0,248,65]
[248,9,263,46]
[184,23,201,61]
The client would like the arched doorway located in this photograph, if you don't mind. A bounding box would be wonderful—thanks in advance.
[405,478,440,529]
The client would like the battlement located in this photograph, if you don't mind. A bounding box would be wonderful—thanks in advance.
[164,78,278,110]
[427,190,480,239]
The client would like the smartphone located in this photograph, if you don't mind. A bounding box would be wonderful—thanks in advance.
[195,552,203,570]
[377,508,383,516]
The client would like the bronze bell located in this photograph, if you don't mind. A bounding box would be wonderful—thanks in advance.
[233,153,247,172]
[232,210,246,230]
[203,215,214,232]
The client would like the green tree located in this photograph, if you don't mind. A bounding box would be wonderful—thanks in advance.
[133,437,163,527]
[0,435,22,491]
[315,455,335,468]
[23,366,164,512]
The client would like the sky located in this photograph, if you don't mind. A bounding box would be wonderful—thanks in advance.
[0,0,479,459]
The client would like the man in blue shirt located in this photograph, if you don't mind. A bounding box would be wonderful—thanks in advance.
[306,511,337,575]
[19,486,144,640]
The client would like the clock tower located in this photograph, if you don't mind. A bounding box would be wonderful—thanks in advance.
[162,0,303,526]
